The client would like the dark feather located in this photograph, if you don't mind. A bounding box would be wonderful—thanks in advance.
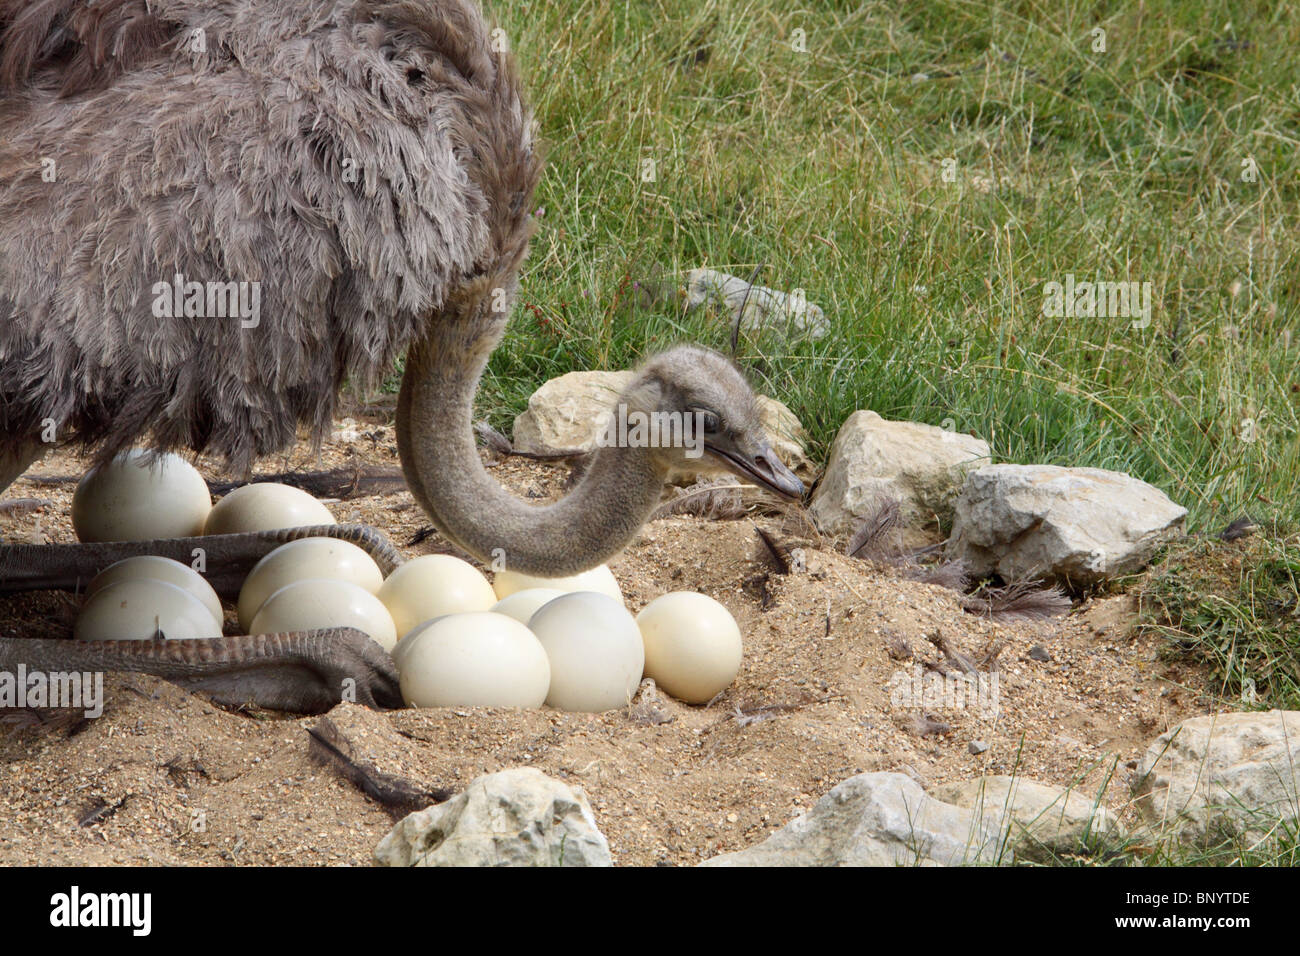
[1218,515,1257,541]
[906,713,951,737]
[652,478,747,520]
[208,465,407,500]
[904,559,970,592]
[306,718,451,819]
[474,419,513,455]
[0,497,51,518]
[846,495,904,562]
[961,580,1071,621]
[77,794,129,828]
[754,526,792,574]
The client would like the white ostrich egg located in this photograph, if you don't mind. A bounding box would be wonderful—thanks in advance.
[72,449,211,542]
[86,555,224,628]
[636,592,743,704]
[489,588,566,625]
[250,579,397,652]
[203,483,335,535]
[75,579,223,641]
[398,612,550,709]
[390,615,450,671]
[237,537,383,631]
[528,592,644,712]
[492,565,623,604]
[378,554,496,639]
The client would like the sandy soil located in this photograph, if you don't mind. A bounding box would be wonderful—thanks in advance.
[0,414,1206,866]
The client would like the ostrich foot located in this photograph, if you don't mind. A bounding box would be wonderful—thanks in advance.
[0,629,402,713]
[0,523,405,598]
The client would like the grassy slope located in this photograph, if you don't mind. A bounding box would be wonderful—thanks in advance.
[454,0,1298,532]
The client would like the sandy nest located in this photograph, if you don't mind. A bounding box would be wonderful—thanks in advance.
[0,410,1206,866]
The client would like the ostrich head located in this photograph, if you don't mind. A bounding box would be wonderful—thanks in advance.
[617,345,804,498]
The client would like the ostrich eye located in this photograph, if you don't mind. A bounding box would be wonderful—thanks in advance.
[693,409,721,433]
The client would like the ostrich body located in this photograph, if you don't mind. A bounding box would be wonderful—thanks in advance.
[0,0,802,712]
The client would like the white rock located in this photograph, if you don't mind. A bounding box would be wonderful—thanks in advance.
[374,768,612,867]
[511,370,812,480]
[933,776,1124,861]
[809,410,990,534]
[946,464,1186,585]
[512,370,632,455]
[1133,711,1300,846]
[684,268,829,339]
[753,394,815,482]
[700,772,1007,866]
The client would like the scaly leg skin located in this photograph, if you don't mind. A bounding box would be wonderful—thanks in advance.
[0,629,403,713]
[0,525,408,712]
[0,440,48,511]
[0,523,406,598]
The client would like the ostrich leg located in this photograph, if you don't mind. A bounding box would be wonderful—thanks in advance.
[0,630,402,713]
[0,441,47,506]
[0,524,408,712]
[0,523,405,598]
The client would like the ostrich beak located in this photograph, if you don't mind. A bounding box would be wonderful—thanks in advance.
[706,441,805,500]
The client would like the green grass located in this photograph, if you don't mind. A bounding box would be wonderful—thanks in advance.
[428,0,1300,533]
[1138,532,1300,709]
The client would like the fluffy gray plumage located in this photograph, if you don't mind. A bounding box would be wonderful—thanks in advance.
[0,0,540,472]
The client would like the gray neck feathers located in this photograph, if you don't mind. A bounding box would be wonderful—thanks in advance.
[397,307,666,576]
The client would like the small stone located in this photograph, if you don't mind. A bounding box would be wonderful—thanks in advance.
[968,740,989,755]
[1028,645,1050,662]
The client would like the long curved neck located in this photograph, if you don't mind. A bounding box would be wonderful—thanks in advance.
[396,308,667,576]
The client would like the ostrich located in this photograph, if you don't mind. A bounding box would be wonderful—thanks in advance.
[0,0,803,713]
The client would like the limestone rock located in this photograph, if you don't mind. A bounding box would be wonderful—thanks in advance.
[809,410,990,534]
[374,767,611,867]
[934,776,1124,861]
[753,394,815,482]
[511,370,813,481]
[946,464,1186,586]
[684,268,829,339]
[512,369,633,455]
[1132,711,1300,846]
[700,772,1007,866]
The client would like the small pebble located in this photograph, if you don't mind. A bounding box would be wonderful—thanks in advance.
[968,740,989,755]
[1028,645,1051,662]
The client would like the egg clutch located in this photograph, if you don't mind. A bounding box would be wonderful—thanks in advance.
[69,450,745,712]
